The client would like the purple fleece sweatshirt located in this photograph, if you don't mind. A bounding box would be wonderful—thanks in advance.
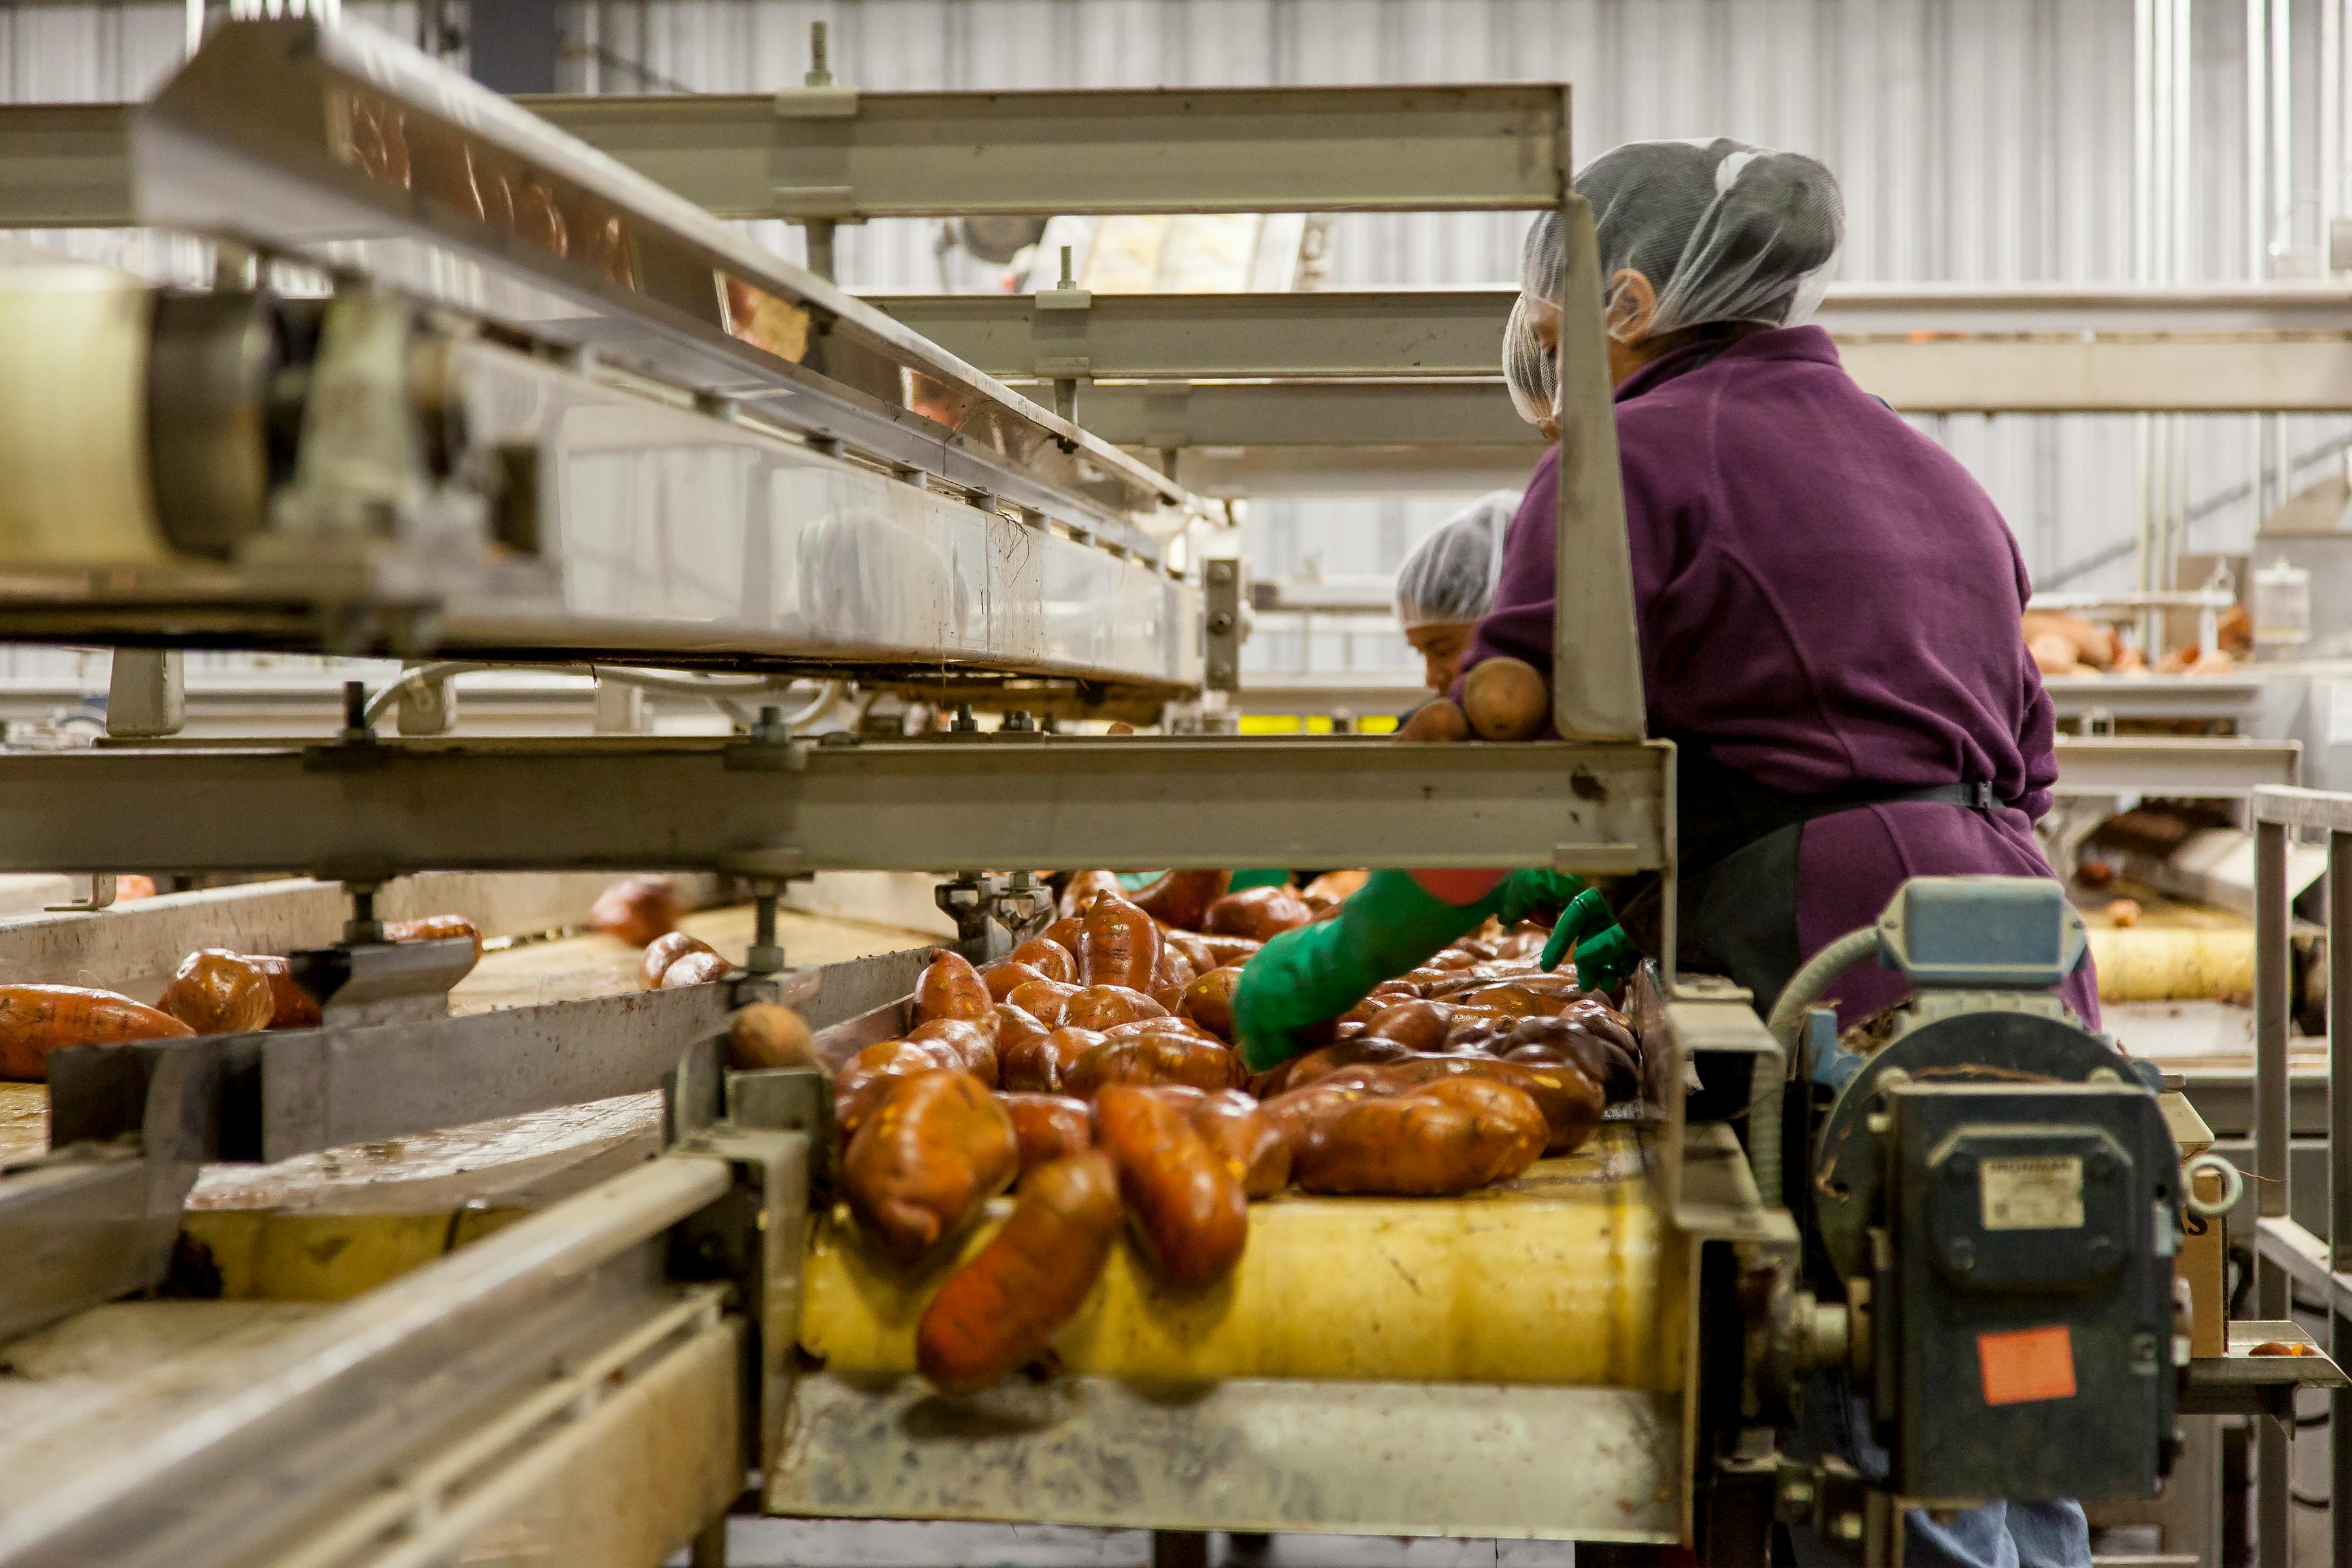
[1462,325,2097,1029]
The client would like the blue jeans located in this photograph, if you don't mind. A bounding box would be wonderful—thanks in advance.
[1784,1501,2091,1567]
[1779,1299,2093,1567]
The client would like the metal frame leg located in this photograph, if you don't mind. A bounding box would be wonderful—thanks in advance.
[2257,817,2293,1561]
[2332,830,2352,1568]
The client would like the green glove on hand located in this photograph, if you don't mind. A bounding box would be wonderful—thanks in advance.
[1539,886,1616,970]
[1569,923,1640,995]
[1495,868,1589,926]
[1233,869,1516,1073]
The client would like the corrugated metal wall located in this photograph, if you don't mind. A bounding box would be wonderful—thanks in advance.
[1,1,2337,682]
[572,0,2333,674]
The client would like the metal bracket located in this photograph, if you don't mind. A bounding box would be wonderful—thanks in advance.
[46,873,119,915]
[1203,557,1243,693]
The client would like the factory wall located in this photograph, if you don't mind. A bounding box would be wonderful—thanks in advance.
[0,0,2340,685]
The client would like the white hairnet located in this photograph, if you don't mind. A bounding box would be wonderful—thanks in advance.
[1394,491,1521,629]
[1503,138,1844,423]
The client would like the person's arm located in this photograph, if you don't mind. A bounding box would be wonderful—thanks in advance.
[1230,868,1586,1071]
[1452,448,1564,693]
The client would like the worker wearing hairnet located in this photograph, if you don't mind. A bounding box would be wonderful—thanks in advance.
[1235,138,2094,1568]
[1394,490,1520,693]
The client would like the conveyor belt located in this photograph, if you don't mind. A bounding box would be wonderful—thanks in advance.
[802,1122,1680,1390]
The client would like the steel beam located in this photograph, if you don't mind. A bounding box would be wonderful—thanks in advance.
[2046,737,2301,796]
[0,80,1565,225]
[522,83,1567,220]
[0,736,1672,880]
[772,1371,1678,1541]
[868,287,2352,418]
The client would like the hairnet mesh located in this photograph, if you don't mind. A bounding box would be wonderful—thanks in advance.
[1502,138,1844,423]
[1394,490,1521,629]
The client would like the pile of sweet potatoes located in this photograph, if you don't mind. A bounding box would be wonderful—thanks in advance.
[830,868,1641,1392]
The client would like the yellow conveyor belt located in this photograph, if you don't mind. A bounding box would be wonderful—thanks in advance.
[799,1122,1682,1390]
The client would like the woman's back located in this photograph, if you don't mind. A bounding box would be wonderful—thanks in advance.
[1472,322,2057,819]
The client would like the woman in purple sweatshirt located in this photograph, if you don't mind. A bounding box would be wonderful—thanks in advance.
[1479,140,2099,1037]
[1234,139,2095,1568]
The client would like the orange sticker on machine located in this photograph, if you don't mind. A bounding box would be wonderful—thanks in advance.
[1978,1326,2078,1406]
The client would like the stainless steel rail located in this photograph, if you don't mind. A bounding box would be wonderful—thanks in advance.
[2249,785,2352,1561]
[0,734,1672,881]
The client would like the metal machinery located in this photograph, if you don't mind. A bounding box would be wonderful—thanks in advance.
[0,22,2338,1567]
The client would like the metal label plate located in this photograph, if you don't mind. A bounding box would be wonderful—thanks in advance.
[1980,1155,2087,1232]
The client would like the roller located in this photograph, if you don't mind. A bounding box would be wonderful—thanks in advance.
[0,268,165,564]
[800,1123,1682,1390]
[2088,926,2254,1003]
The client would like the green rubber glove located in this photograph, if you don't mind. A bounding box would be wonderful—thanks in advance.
[1539,886,1617,970]
[1231,868,1573,1072]
[1232,871,1477,1071]
[1569,923,1641,995]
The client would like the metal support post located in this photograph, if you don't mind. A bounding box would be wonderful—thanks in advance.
[344,882,384,946]
[105,649,184,738]
[2255,814,2293,1558]
[745,882,784,976]
[1549,186,1646,740]
[2332,827,2352,1568]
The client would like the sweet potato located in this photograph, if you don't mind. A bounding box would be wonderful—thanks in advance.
[994,1002,1051,1064]
[1161,929,1217,974]
[245,953,321,1028]
[915,1150,1121,1392]
[841,1069,1019,1265]
[1449,983,1565,1019]
[590,875,679,947]
[907,1017,1000,1086]
[1129,869,1232,932]
[1396,698,1470,743]
[728,1003,819,1071]
[159,949,274,1036]
[1059,870,1124,919]
[915,950,994,1030]
[835,1051,942,1142]
[1190,1088,1292,1198]
[1080,896,1162,992]
[1359,998,1456,1053]
[1335,1054,1601,1156]
[1009,937,1077,984]
[1005,977,1081,1028]
[658,949,733,988]
[1300,869,1369,909]
[1499,1015,1640,1103]
[1062,984,1169,1033]
[1461,656,1550,741]
[981,960,1050,1004]
[1041,917,1086,962]
[0,985,192,1081]
[1094,1085,1250,1287]
[384,915,485,968]
[1203,886,1313,942]
[1196,933,1265,968]
[1063,1034,1244,1098]
[998,1092,1094,1174]
[1001,1025,1107,1093]
[1252,1036,1418,1098]
[1291,1076,1548,1195]
[640,931,717,990]
[1178,966,1244,1041]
